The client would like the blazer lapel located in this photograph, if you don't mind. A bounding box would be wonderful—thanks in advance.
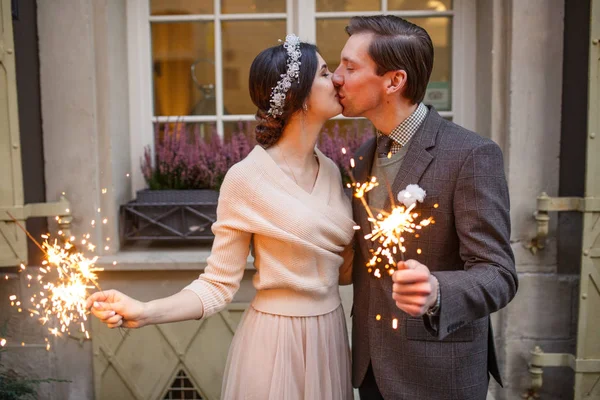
[383,106,442,211]
[352,137,377,262]
[352,106,444,263]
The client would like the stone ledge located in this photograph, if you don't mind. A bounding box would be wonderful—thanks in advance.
[96,247,255,271]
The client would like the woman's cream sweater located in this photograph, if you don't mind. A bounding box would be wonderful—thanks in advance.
[184,145,355,318]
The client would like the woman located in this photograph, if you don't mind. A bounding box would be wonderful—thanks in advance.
[87,35,355,399]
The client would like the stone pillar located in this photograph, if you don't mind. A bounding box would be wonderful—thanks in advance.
[36,0,131,398]
[481,1,579,399]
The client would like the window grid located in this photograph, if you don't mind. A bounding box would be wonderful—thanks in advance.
[314,10,453,18]
[148,0,289,137]
[147,1,456,136]
[149,13,287,22]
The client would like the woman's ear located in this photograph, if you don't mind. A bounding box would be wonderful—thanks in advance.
[386,70,407,95]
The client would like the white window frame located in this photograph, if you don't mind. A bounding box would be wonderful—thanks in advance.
[126,0,475,195]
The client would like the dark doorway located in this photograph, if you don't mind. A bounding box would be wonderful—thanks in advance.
[12,0,47,266]
[557,0,591,275]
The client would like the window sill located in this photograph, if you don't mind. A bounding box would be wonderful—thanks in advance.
[96,246,255,271]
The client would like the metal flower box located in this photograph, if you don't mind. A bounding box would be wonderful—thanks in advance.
[120,189,219,244]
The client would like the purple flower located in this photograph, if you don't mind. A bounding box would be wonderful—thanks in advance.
[143,121,256,190]
[318,121,373,184]
[142,120,372,190]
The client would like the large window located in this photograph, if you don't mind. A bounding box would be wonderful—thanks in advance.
[127,0,474,192]
[148,0,288,137]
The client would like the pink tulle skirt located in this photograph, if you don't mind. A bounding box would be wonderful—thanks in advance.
[221,304,353,400]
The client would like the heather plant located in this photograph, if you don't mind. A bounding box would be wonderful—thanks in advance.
[318,121,374,184]
[142,120,373,191]
[142,122,254,191]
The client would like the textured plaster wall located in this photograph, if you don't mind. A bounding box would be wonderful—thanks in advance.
[486,1,579,399]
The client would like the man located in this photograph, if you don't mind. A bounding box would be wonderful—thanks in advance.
[333,16,518,399]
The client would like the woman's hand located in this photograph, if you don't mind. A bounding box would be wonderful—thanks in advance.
[86,289,147,329]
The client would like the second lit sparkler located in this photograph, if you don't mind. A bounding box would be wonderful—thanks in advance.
[343,147,435,278]
[343,147,436,329]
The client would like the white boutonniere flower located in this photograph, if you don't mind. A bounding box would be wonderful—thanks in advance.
[397,184,426,208]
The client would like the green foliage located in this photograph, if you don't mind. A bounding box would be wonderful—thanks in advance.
[0,371,39,400]
[0,322,69,399]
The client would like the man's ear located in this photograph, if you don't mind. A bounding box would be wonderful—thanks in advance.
[386,70,407,95]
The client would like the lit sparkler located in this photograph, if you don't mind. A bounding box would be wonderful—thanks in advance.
[6,213,103,348]
[343,149,435,269]
[365,200,433,270]
[343,148,437,329]
[345,174,434,272]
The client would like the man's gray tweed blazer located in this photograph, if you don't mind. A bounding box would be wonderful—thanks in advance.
[351,106,518,400]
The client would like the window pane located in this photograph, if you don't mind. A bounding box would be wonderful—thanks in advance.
[150,0,213,15]
[221,0,285,14]
[316,19,350,71]
[317,17,452,111]
[388,0,452,11]
[406,17,452,111]
[222,21,286,115]
[151,22,215,116]
[316,0,381,12]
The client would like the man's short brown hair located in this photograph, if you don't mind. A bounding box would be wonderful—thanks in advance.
[346,16,434,104]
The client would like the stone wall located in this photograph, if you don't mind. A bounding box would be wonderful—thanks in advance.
[0,0,582,399]
[482,1,579,399]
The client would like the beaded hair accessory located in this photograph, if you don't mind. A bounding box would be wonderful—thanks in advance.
[267,34,302,118]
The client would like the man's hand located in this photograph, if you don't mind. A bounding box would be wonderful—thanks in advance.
[392,259,439,317]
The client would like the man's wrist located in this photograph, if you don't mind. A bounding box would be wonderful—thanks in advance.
[426,277,441,316]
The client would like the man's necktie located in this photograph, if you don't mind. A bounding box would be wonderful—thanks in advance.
[377,135,393,158]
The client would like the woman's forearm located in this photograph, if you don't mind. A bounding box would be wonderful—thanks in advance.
[141,289,204,326]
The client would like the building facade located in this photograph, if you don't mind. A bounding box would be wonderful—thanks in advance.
[0,0,597,399]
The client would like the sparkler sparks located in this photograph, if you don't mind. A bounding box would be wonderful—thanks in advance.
[348,172,434,272]
[365,201,434,267]
[346,151,436,330]
[12,236,103,346]
[5,212,104,349]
